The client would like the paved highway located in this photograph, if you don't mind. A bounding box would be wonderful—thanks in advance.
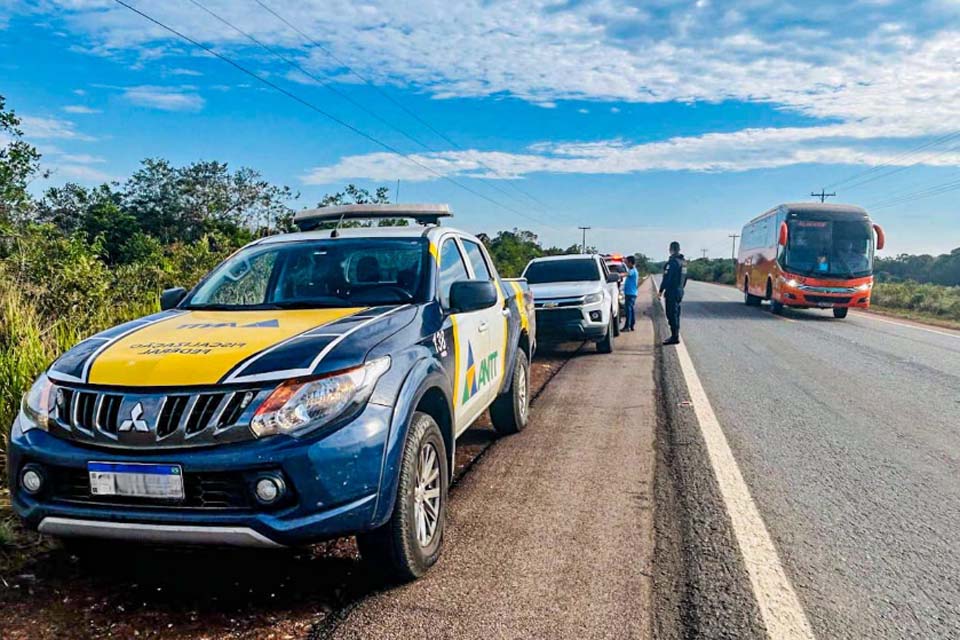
[663,279,960,639]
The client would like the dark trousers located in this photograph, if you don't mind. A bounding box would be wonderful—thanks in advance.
[624,294,637,329]
[665,294,681,338]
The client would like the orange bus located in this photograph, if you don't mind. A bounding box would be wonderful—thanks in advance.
[737,203,885,318]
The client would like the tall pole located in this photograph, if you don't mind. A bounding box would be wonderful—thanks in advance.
[728,233,740,260]
[701,248,708,260]
[395,178,401,202]
[811,189,836,203]
[578,226,591,254]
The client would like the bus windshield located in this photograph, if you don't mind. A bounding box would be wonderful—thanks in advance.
[784,218,874,278]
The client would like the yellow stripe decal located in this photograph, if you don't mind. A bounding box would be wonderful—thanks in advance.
[88,308,365,386]
[509,281,529,332]
[428,242,439,262]
[450,315,461,407]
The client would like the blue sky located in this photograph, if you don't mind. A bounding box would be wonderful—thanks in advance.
[2,0,960,257]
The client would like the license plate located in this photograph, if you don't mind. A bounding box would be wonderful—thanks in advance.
[817,302,833,308]
[88,462,184,500]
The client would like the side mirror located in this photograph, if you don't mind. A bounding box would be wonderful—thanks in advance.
[160,287,187,311]
[873,223,885,251]
[448,280,498,314]
[778,222,789,247]
[606,273,621,284]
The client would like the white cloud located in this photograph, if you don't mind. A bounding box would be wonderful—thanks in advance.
[53,164,118,182]
[168,67,202,76]
[58,153,105,164]
[63,104,101,114]
[302,125,960,183]
[19,115,97,141]
[122,85,204,111]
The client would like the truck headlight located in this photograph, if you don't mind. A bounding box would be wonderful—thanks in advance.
[583,292,603,304]
[250,357,391,438]
[21,374,53,432]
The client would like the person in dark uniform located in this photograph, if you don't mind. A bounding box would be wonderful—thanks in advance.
[659,241,687,345]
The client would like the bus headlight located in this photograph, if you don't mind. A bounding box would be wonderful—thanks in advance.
[251,357,390,438]
[785,278,800,288]
[856,283,872,291]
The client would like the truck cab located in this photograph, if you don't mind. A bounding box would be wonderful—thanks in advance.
[9,204,535,581]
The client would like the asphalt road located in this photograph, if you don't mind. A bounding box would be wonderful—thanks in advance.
[661,279,960,639]
[326,297,658,639]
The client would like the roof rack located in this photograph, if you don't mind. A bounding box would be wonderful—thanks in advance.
[293,203,453,231]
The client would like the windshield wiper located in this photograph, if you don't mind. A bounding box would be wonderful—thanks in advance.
[270,300,350,309]
[182,303,281,311]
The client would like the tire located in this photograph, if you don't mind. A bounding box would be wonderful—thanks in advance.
[596,315,614,353]
[833,307,849,319]
[490,349,530,435]
[613,307,621,337]
[770,298,785,315]
[744,278,761,306]
[357,411,447,582]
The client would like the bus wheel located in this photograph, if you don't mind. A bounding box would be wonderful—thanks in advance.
[744,279,761,306]
[771,299,785,315]
[833,307,849,319]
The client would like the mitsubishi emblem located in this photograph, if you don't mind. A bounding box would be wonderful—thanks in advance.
[119,402,150,432]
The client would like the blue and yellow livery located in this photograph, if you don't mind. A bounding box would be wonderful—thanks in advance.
[8,204,536,581]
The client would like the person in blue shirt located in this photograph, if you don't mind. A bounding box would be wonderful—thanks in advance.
[622,255,640,331]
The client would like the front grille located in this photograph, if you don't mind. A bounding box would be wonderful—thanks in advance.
[536,308,584,323]
[48,466,252,510]
[535,297,584,308]
[804,295,852,305]
[49,385,263,449]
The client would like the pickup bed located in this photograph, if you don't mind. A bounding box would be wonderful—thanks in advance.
[9,204,536,581]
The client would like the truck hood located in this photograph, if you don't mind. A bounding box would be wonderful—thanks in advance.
[528,281,601,301]
[49,305,417,388]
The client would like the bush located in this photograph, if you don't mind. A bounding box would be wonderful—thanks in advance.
[872,281,960,321]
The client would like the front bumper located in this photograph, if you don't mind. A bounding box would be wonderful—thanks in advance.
[534,304,608,340]
[781,287,871,309]
[7,402,394,547]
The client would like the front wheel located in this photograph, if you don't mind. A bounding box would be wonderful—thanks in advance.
[357,411,447,582]
[833,307,849,319]
[770,298,785,315]
[490,349,530,435]
[597,315,615,353]
[744,279,761,306]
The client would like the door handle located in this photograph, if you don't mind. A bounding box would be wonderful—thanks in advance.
[478,322,489,333]
[501,308,511,317]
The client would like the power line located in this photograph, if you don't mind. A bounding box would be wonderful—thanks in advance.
[250,0,571,220]
[109,0,561,231]
[866,175,960,210]
[823,130,960,191]
[183,0,565,229]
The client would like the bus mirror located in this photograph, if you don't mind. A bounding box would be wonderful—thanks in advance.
[778,222,788,247]
[873,223,885,251]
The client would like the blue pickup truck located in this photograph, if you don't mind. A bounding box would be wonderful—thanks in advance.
[9,204,536,580]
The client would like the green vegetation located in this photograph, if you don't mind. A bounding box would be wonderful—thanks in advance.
[875,249,960,286]
[685,258,736,285]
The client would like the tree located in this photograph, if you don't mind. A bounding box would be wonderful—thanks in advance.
[314,183,407,228]
[0,95,45,224]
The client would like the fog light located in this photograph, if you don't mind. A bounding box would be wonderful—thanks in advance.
[589,310,602,322]
[20,464,45,495]
[254,476,285,505]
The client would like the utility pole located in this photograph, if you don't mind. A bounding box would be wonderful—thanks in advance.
[395,179,401,202]
[701,248,709,260]
[811,188,836,203]
[578,226,591,254]
[728,233,740,260]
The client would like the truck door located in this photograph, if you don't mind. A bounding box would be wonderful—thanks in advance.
[437,237,491,435]
[459,237,507,410]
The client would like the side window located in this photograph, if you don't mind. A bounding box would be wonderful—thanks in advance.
[461,239,493,281]
[438,239,470,308]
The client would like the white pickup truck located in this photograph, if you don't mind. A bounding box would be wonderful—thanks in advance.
[522,254,621,353]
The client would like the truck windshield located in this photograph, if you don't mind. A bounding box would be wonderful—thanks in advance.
[784,219,874,278]
[185,238,428,309]
[524,259,599,284]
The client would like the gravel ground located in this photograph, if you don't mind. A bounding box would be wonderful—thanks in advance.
[0,346,577,640]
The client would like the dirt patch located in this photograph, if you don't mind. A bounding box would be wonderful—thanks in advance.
[0,345,580,640]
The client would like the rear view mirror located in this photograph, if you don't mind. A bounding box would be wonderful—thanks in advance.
[606,273,621,283]
[448,280,498,314]
[160,287,187,311]
[873,223,885,251]
[778,222,789,247]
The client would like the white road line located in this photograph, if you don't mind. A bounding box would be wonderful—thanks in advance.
[853,311,960,339]
[674,339,817,640]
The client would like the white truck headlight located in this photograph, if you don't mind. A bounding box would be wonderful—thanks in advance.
[21,374,53,432]
[250,357,391,438]
[583,292,603,304]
